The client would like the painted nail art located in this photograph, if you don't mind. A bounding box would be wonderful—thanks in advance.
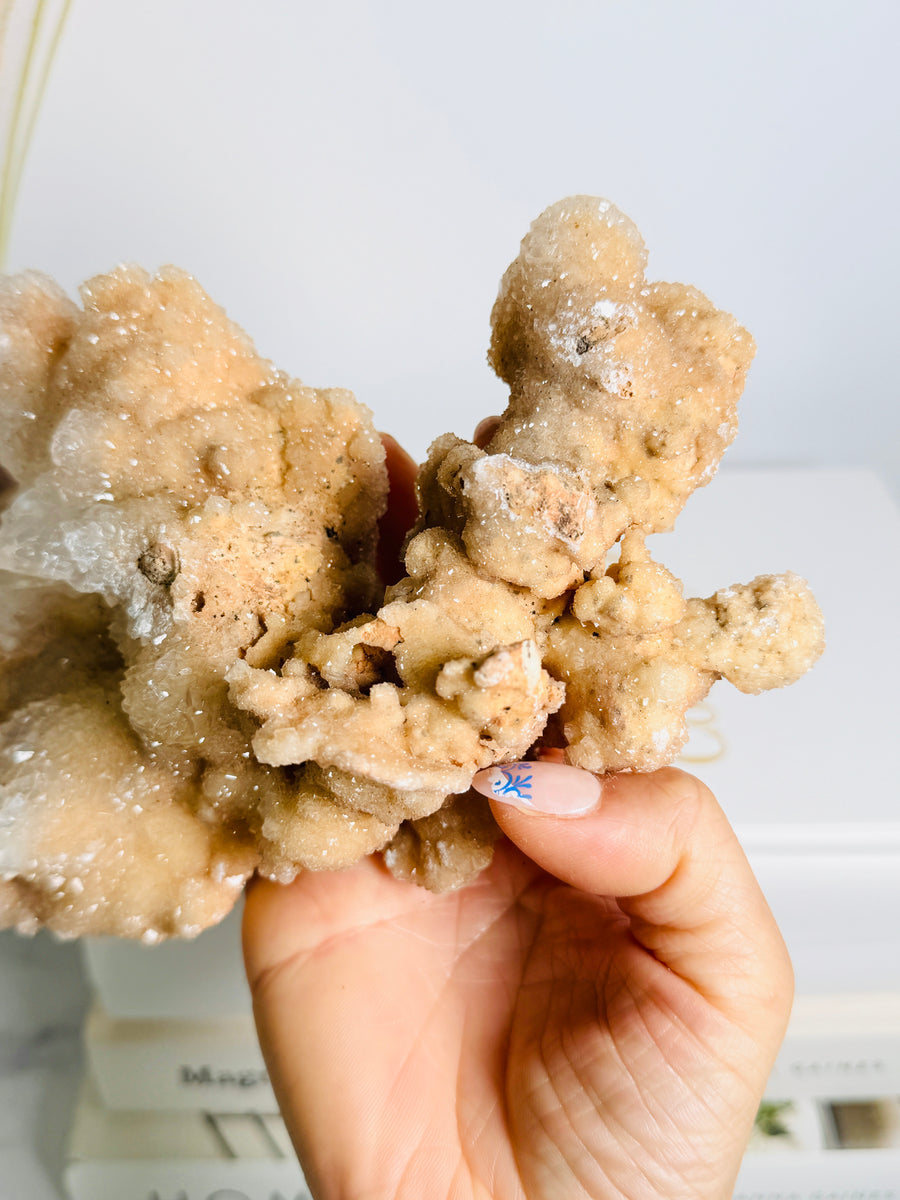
[472,760,602,817]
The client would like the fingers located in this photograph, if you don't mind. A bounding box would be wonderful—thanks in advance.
[377,434,419,584]
[476,764,793,1025]
[380,433,418,490]
[473,415,500,449]
[376,419,500,582]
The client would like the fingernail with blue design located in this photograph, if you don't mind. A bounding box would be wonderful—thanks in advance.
[471,760,602,817]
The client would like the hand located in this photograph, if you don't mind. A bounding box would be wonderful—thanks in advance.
[242,432,794,1200]
[244,765,792,1200]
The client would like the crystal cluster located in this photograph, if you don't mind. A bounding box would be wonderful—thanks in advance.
[0,198,824,938]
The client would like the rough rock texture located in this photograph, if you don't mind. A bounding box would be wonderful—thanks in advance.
[0,198,824,939]
[0,266,389,938]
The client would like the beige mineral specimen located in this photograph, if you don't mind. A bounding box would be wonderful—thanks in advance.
[0,197,824,938]
[0,266,389,938]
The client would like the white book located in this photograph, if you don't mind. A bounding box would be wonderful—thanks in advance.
[738,1095,900,1194]
[84,1002,276,1112]
[735,1147,900,1198]
[82,902,253,1021]
[64,1080,308,1200]
[765,993,900,1100]
[66,1163,309,1200]
[64,1078,900,1199]
[84,991,900,1115]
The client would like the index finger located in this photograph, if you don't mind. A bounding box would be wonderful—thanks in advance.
[377,434,418,585]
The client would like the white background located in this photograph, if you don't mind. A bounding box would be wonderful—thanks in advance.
[8,0,900,491]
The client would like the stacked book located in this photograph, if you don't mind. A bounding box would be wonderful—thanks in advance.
[71,936,900,1199]
[64,469,900,1198]
[67,903,310,1200]
[737,994,900,1194]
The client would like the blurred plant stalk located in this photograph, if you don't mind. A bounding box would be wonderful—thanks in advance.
[0,0,70,268]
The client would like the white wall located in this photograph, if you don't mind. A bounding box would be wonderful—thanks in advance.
[9,0,899,492]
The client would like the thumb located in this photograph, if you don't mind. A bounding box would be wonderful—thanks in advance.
[473,762,793,1027]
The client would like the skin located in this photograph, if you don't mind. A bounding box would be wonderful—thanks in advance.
[242,429,794,1200]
